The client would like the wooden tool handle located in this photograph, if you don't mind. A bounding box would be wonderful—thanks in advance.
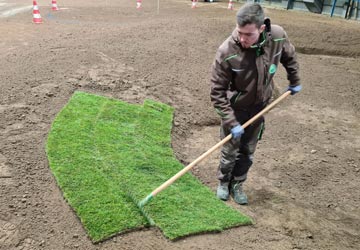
[151,90,291,197]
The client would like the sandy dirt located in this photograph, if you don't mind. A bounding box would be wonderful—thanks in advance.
[0,0,359,249]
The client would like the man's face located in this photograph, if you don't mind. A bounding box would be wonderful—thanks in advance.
[236,23,265,48]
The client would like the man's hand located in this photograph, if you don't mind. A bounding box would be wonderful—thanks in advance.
[231,125,244,139]
[287,84,302,95]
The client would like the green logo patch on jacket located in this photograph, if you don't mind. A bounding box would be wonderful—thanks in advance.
[269,64,277,74]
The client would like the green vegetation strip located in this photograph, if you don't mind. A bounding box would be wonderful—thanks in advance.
[46,91,252,242]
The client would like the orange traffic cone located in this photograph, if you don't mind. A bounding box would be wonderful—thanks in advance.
[136,0,142,9]
[32,0,42,24]
[191,0,197,9]
[227,0,234,10]
[51,0,59,11]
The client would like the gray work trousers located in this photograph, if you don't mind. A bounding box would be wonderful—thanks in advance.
[217,104,265,183]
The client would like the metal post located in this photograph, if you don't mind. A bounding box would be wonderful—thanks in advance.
[330,0,337,17]
[287,0,294,10]
[345,0,352,18]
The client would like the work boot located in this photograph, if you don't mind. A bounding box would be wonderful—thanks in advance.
[231,181,248,205]
[216,181,230,201]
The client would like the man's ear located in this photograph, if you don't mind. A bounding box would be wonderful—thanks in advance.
[259,24,266,33]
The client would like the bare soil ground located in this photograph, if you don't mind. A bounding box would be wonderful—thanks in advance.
[1,0,359,249]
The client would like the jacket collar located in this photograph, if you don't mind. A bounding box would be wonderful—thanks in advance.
[232,28,268,56]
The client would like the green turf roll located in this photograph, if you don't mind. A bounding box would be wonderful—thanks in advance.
[46,91,252,242]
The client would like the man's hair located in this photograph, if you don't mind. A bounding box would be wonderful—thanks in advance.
[236,3,264,28]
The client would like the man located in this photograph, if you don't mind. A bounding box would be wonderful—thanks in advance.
[210,3,301,205]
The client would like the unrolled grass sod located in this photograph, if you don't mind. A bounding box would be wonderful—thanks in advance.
[46,91,252,242]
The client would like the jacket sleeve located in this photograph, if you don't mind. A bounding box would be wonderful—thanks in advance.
[210,51,239,129]
[280,31,300,86]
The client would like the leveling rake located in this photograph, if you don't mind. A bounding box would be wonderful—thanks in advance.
[134,90,292,225]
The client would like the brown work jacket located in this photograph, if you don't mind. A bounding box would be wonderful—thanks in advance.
[210,24,300,129]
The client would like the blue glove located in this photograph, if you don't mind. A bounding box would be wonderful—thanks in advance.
[287,84,302,95]
[231,125,244,139]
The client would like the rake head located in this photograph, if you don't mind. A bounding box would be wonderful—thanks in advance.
[125,188,155,226]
